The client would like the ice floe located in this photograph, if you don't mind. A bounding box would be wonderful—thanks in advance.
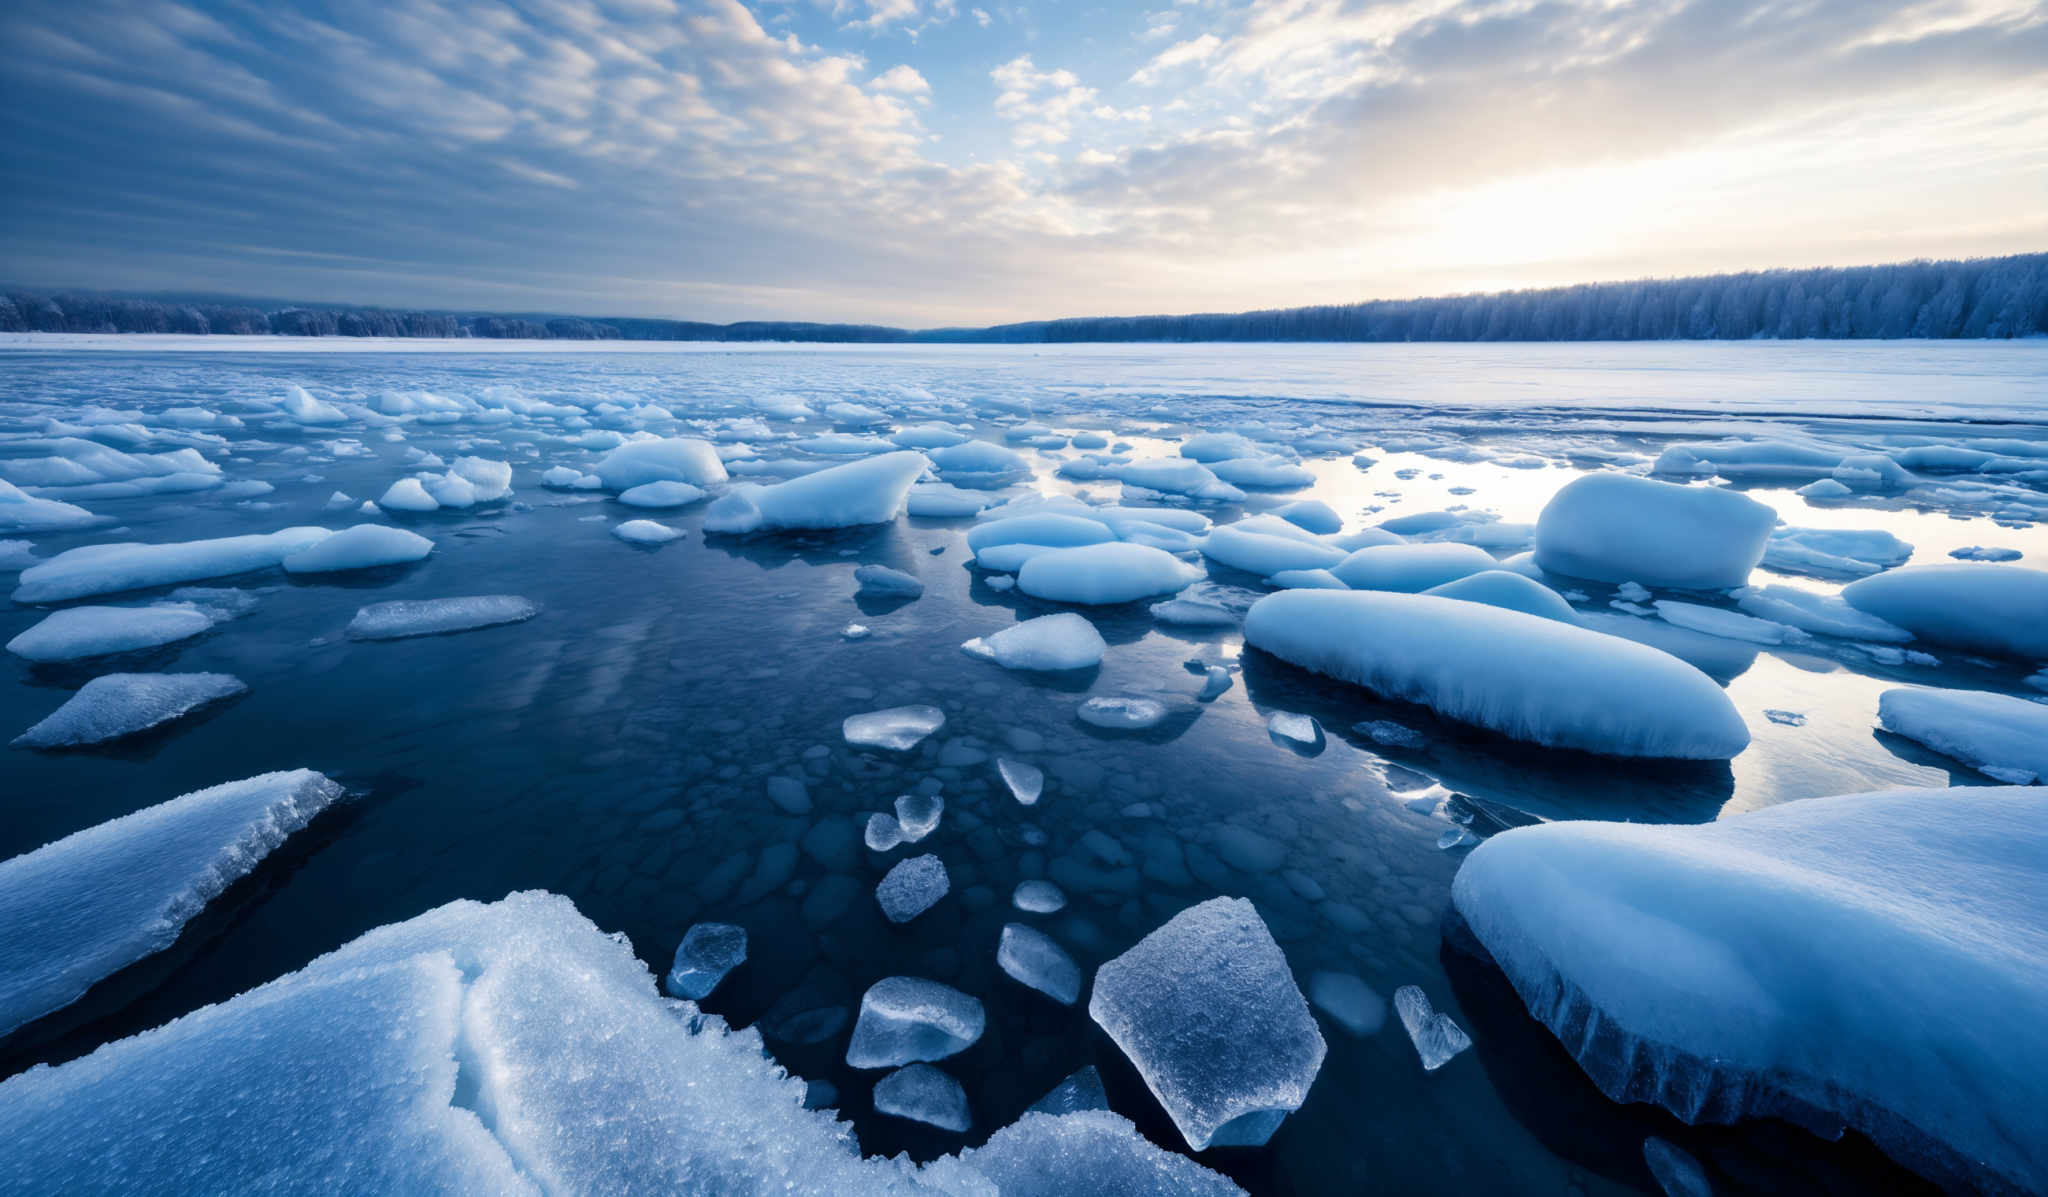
[1878,688,2048,783]
[7,603,218,662]
[846,976,986,1068]
[997,922,1082,1005]
[13,672,246,749]
[13,527,332,602]
[1534,474,1776,590]
[344,596,539,640]
[1016,542,1201,605]
[844,705,946,751]
[876,854,950,923]
[705,451,928,535]
[280,524,433,574]
[1841,563,2048,659]
[594,437,728,490]
[961,613,1106,671]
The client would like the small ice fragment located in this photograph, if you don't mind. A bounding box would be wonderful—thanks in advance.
[1436,828,1477,850]
[872,1064,970,1132]
[664,922,747,1001]
[1198,666,1233,700]
[1949,546,2021,562]
[1643,1138,1713,1197]
[998,758,1044,805]
[865,813,907,852]
[1077,696,1168,731]
[876,854,949,923]
[844,705,945,751]
[1394,985,1471,1071]
[1267,711,1325,753]
[1764,709,1806,726]
[345,596,538,640]
[1616,581,1651,602]
[845,976,986,1067]
[612,519,682,544]
[998,923,1083,1005]
[617,480,706,509]
[854,564,924,599]
[842,623,871,639]
[1027,1065,1109,1115]
[893,793,944,841]
[377,477,439,512]
[1308,972,1387,1037]
[1012,880,1066,914]
[1355,720,1425,749]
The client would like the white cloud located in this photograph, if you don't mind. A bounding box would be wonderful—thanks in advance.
[870,64,930,94]
[1130,32,1220,85]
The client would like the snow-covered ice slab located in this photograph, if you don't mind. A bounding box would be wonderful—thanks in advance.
[0,478,97,533]
[13,527,333,603]
[1451,787,2048,1194]
[1423,569,1579,624]
[1245,590,1749,759]
[1089,897,1326,1150]
[845,976,986,1068]
[1330,542,1496,592]
[1842,563,2048,659]
[705,451,927,535]
[1534,474,1776,590]
[594,436,728,490]
[612,518,683,544]
[1878,688,2048,784]
[998,922,1082,1005]
[6,603,217,662]
[280,524,432,574]
[0,769,343,1036]
[961,612,1105,671]
[843,705,946,751]
[346,596,539,640]
[13,672,246,748]
[618,480,708,508]
[664,922,747,1000]
[1016,542,1202,605]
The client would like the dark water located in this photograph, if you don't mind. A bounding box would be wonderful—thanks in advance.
[5,343,2042,1195]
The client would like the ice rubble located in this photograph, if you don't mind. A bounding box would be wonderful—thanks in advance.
[0,769,343,1036]
[13,527,332,602]
[1534,474,1776,590]
[1422,569,1580,624]
[594,437,729,490]
[997,923,1083,1005]
[1090,898,1326,1150]
[13,672,246,749]
[876,854,950,923]
[705,451,928,535]
[1451,786,2048,1195]
[1841,564,2048,659]
[874,1064,971,1132]
[1247,590,1749,758]
[7,603,218,662]
[0,891,1235,1194]
[846,976,987,1068]
[844,705,946,751]
[613,519,684,545]
[1877,688,2048,783]
[855,564,924,599]
[1016,542,1202,605]
[1330,542,1496,592]
[961,613,1106,671]
[280,525,433,574]
[665,922,748,1000]
[345,596,539,640]
[618,480,708,508]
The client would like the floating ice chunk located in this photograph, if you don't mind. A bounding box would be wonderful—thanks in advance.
[1763,527,1913,579]
[540,465,585,488]
[1013,879,1066,913]
[7,604,216,662]
[612,519,683,544]
[1017,542,1202,605]
[1451,786,2048,1195]
[998,758,1045,805]
[874,1064,971,1132]
[962,613,1106,671]
[844,704,945,751]
[1027,1066,1108,1115]
[704,451,927,535]
[1798,478,1853,499]
[1355,719,1425,748]
[1393,986,1472,1071]
[280,525,432,574]
[892,424,971,449]
[1266,711,1324,752]
[664,922,748,1000]
[1202,524,1346,576]
[1950,545,2021,562]
[1180,432,1264,462]
[905,482,989,517]
[424,471,478,508]
[998,923,1083,1005]
[1089,898,1326,1149]
[930,440,1029,476]
[594,437,728,490]
[876,854,950,923]
[845,976,986,1068]
[0,479,97,533]
[1272,499,1342,534]
[345,596,539,640]
[1246,590,1749,759]
[943,1110,1245,1196]
[864,813,907,852]
[1267,567,1346,589]
[967,512,1115,554]
[894,792,944,841]
[1423,569,1579,624]
[1198,664,1233,699]
[618,480,707,508]
[1308,972,1387,1036]
[1150,596,1239,626]
[14,672,246,749]
[1842,564,2048,659]
[13,527,332,603]
[1732,585,1912,642]
[448,456,512,501]
[1878,688,2048,783]
[0,769,342,1035]
[377,477,439,512]
[1077,696,1169,731]
[277,384,346,425]
[1652,439,1844,480]
[1534,474,1776,590]
[1654,600,1808,645]
[1643,1138,1712,1197]
[1331,542,1496,592]
[1209,456,1315,489]
[854,564,924,598]
[1115,457,1230,497]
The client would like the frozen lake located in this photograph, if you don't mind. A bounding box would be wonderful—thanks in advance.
[3,338,2045,1195]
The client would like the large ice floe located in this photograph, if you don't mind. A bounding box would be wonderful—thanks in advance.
[1533,474,1777,590]
[1245,590,1749,759]
[1451,787,2048,1195]
[705,451,928,535]
[14,672,246,748]
[593,436,729,491]
[0,892,1241,1194]
[1877,687,2048,783]
[6,603,219,662]
[1841,563,2048,659]
[1329,542,1495,592]
[1015,542,1202,605]
[0,769,343,1036]
[12,527,333,602]
[1089,898,1326,1150]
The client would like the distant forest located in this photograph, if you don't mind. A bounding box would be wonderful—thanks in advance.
[5,252,2043,343]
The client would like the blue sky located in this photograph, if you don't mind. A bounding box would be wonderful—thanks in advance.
[2,0,2044,324]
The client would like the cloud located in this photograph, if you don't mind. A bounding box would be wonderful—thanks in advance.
[1130,33,1220,85]
[870,64,931,94]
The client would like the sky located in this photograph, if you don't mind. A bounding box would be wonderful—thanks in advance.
[2,0,2045,326]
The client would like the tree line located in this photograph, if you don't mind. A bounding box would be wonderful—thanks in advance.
[4,252,2042,342]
